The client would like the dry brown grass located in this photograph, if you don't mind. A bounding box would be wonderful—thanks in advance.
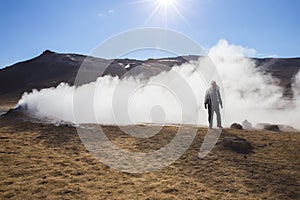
[0,116,299,199]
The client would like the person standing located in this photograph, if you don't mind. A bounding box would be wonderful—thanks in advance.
[204,81,223,128]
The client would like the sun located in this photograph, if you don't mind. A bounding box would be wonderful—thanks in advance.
[131,0,188,26]
[157,0,176,7]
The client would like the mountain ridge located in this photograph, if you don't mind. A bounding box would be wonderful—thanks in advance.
[0,50,299,103]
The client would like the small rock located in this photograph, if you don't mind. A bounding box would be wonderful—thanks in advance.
[264,124,280,132]
[63,189,73,194]
[222,136,252,153]
[230,123,243,130]
[242,120,253,130]
[224,188,230,192]
[163,188,179,193]
[256,123,281,132]
[257,144,267,148]
[75,171,84,176]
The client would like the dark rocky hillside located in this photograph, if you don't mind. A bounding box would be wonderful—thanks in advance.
[254,58,300,97]
[0,50,299,102]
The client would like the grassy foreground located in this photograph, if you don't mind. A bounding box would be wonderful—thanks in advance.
[0,112,299,199]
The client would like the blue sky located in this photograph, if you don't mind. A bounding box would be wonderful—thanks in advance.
[0,0,299,68]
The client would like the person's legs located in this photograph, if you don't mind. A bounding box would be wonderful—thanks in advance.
[215,107,222,128]
[208,106,213,128]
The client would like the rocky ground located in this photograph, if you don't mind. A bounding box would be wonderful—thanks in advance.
[0,104,299,199]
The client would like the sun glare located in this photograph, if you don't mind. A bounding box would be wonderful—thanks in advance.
[157,0,176,7]
[131,0,189,26]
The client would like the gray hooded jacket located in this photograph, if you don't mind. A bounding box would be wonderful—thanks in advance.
[204,86,223,109]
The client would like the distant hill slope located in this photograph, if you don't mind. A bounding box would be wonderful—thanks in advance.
[0,50,299,102]
[254,57,300,97]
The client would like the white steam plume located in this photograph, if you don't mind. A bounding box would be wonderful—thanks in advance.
[17,40,300,128]
[293,71,300,110]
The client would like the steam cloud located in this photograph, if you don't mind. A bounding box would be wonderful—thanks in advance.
[17,40,300,129]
